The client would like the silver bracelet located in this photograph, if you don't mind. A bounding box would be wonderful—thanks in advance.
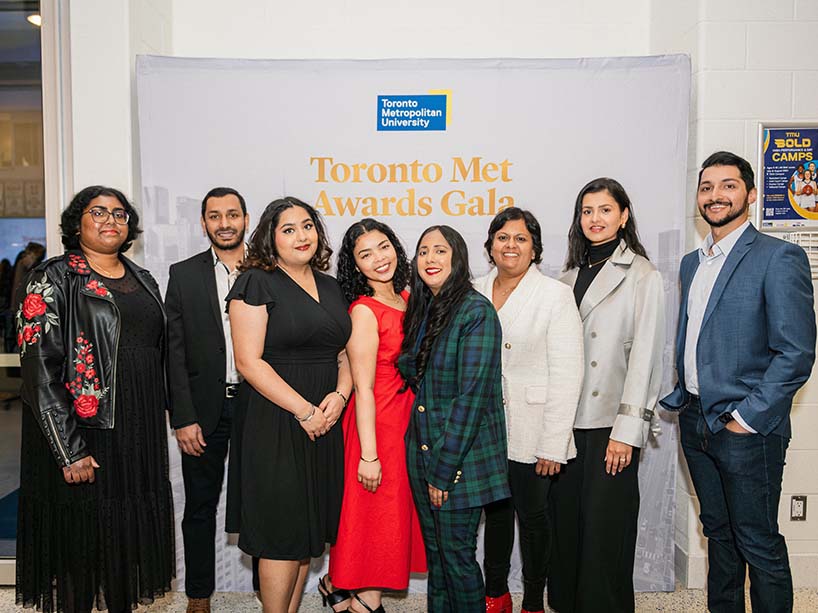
[295,404,316,422]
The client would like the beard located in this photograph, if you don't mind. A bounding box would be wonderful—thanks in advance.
[207,226,245,250]
[701,199,749,228]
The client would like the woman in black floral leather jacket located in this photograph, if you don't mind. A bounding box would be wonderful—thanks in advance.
[15,185,175,613]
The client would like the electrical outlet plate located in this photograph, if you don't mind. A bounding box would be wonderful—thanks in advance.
[791,495,807,521]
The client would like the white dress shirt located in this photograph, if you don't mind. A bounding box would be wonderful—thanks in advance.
[212,248,242,384]
[684,220,755,432]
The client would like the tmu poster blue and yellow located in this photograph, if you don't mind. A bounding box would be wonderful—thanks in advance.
[761,127,818,229]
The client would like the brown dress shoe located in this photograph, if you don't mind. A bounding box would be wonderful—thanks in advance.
[186,597,211,613]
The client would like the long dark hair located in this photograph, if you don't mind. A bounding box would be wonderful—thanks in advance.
[400,225,472,389]
[564,177,648,270]
[241,197,332,272]
[60,185,142,253]
[336,218,411,304]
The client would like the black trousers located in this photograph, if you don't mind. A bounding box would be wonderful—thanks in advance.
[181,396,261,597]
[547,428,640,613]
[484,459,551,612]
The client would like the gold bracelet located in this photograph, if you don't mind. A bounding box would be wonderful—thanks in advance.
[335,390,348,404]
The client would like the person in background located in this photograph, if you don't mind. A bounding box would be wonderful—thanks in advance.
[398,225,510,613]
[548,178,665,613]
[0,258,14,360]
[15,185,174,613]
[11,241,46,304]
[227,197,352,613]
[475,207,584,613]
[661,151,815,613]
[321,219,426,613]
[8,243,45,365]
[0,258,12,310]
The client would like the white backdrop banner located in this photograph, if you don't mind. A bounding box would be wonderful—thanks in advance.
[136,55,689,594]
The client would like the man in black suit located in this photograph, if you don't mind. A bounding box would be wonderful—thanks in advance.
[166,187,249,613]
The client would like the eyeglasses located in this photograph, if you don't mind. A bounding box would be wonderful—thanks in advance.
[84,206,130,225]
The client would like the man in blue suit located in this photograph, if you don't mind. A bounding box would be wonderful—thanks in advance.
[661,151,816,613]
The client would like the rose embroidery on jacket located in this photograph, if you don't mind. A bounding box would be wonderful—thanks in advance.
[22,293,47,318]
[67,253,91,274]
[16,273,60,356]
[74,394,99,419]
[84,278,112,298]
[64,332,109,419]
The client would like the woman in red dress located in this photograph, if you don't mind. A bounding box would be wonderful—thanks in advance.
[319,218,426,613]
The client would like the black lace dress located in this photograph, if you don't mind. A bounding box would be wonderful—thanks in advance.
[16,269,175,613]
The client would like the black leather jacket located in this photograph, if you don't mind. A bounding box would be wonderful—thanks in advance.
[16,250,168,467]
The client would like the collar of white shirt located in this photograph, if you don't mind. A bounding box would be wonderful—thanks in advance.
[698,219,750,261]
[211,244,248,269]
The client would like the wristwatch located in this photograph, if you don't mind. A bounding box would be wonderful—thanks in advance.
[718,412,734,424]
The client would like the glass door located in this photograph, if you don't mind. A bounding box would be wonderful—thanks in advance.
[0,0,45,567]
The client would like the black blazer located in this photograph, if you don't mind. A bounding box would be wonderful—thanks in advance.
[166,248,230,436]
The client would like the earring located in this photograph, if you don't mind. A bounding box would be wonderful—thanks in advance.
[621,222,627,230]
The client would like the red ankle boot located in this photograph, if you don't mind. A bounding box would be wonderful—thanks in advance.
[485,592,512,613]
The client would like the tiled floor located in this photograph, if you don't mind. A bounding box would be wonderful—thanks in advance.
[1,587,818,612]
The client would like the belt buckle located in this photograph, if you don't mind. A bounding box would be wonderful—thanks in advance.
[225,384,239,398]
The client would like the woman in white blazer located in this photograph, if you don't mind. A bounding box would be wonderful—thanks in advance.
[547,178,664,613]
[475,207,584,613]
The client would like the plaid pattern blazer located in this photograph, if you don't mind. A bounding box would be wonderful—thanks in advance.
[400,290,511,511]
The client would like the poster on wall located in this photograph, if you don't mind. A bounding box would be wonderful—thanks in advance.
[137,54,689,594]
[759,125,818,230]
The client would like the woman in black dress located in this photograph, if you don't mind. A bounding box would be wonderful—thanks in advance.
[15,185,174,613]
[227,197,352,613]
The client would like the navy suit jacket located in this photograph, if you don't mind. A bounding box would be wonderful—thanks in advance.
[660,224,816,437]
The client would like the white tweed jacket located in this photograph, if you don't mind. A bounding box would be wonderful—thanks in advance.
[474,265,584,464]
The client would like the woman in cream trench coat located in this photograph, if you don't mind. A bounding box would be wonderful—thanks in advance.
[547,178,665,613]
[475,207,584,613]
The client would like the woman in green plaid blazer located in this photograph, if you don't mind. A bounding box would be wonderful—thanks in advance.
[399,225,511,613]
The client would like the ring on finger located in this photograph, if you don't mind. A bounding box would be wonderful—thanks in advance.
[619,456,627,463]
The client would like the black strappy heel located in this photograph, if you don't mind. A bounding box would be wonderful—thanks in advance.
[352,593,386,613]
[318,575,352,611]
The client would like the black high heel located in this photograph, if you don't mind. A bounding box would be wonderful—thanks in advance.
[318,575,352,611]
[352,593,386,613]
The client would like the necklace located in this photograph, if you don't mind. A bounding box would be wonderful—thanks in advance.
[493,276,522,297]
[587,255,612,268]
[376,293,405,309]
[86,255,123,278]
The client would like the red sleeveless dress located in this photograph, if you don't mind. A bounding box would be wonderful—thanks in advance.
[329,292,427,589]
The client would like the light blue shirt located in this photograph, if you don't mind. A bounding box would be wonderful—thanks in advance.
[684,220,756,432]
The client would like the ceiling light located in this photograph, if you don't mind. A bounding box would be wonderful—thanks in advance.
[27,14,42,27]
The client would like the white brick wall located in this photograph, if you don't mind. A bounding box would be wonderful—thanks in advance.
[171,0,651,59]
[651,0,818,588]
